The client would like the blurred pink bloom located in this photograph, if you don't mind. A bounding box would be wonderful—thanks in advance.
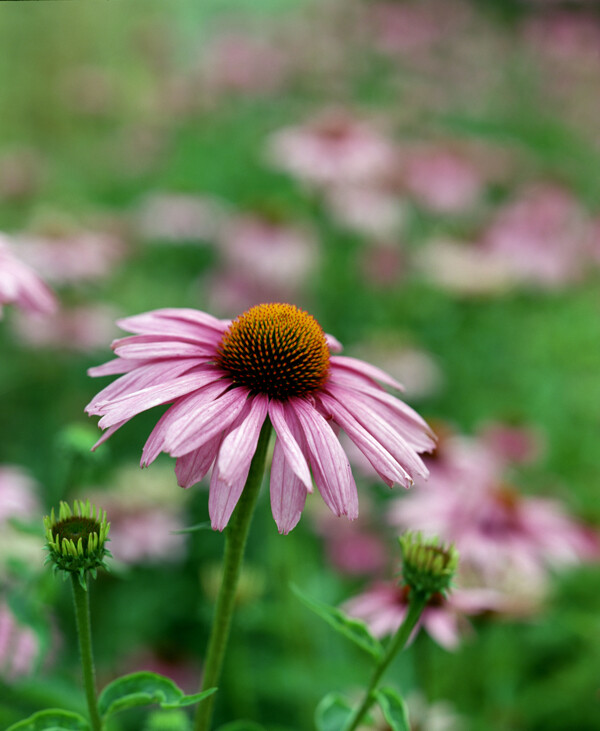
[480,184,591,288]
[109,509,186,565]
[0,465,39,524]
[358,241,406,288]
[402,146,483,214]
[13,305,120,353]
[0,602,40,679]
[200,33,289,96]
[267,110,396,187]
[479,422,544,465]
[326,185,406,239]
[135,192,228,244]
[0,235,57,319]
[344,582,499,650]
[219,214,318,291]
[86,303,434,533]
[390,432,599,590]
[17,228,124,286]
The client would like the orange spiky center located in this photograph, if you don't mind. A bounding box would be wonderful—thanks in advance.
[216,303,330,400]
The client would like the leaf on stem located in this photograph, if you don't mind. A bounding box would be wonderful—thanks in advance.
[291,584,384,660]
[314,693,354,731]
[98,671,217,718]
[6,709,90,731]
[374,687,410,731]
[217,723,268,731]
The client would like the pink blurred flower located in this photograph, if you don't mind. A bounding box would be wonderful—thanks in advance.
[0,465,39,524]
[86,303,434,533]
[344,582,499,650]
[267,109,396,187]
[13,304,120,353]
[109,509,185,565]
[218,214,318,292]
[199,33,289,96]
[479,422,544,466]
[134,192,229,244]
[0,235,57,319]
[0,602,40,679]
[480,184,591,288]
[390,432,599,590]
[326,185,406,239]
[17,228,124,286]
[402,145,484,214]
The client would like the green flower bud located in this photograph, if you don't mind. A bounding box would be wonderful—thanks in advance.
[44,500,111,588]
[399,531,458,599]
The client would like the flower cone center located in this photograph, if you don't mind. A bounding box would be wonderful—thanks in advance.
[53,516,100,545]
[217,303,330,400]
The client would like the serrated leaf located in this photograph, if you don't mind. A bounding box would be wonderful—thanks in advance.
[291,584,383,660]
[98,671,217,718]
[374,688,410,731]
[315,693,354,731]
[6,708,90,731]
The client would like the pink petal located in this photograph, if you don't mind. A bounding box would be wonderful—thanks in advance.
[270,436,307,534]
[91,420,129,450]
[423,609,462,651]
[164,385,248,457]
[112,335,215,360]
[325,333,343,353]
[209,464,248,532]
[88,358,149,378]
[96,368,224,429]
[330,355,405,392]
[214,394,269,486]
[326,385,429,478]
[118,308,227,335]
[268,400,312,491]
[290,398,358,519]
[318,392,412,488]
[175,434,223,488]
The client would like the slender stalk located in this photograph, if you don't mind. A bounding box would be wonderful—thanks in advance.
[71,575,102,731]
[194,419,272,731]
[345,593,429,731]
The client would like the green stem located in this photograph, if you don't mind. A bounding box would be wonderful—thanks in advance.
[71,575,102,731]
[345,593,429,731]
[194,419,272,731]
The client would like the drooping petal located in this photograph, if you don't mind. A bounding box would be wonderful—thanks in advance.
[290,397,358,519]
[268,399,312,491]
[175,434,223,488]
[325,333,343,353]
[91,420,129,451]
[209,464,249,532]
[326,385,428,479]
[318,392,413,488]
[112,335,215,361]
[142,380,231,465]
[270,436,307,534]
[117,308,227,343]
[164,384,248,457]
[330,355,405,392]
[214,394,269,486]
[88,357,150,378]
[96,368,224,429]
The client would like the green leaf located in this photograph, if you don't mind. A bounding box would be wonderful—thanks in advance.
[291,584,383,660]
[374,688,410,731]
[98,671,217,718]
[315,693,354,731]
[6,709,90,731]
[218,723,267,731]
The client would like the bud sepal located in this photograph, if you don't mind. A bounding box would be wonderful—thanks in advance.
[399,531,458,599]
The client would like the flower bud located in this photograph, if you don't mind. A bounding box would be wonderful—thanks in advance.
[399,531,458,599]
[44,500,111,587]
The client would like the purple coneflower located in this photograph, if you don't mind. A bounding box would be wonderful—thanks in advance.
[0,235,56,318]
[86,303,434,533]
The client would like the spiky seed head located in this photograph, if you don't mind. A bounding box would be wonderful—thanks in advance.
[399,531,458,599]
[44,500,111,588]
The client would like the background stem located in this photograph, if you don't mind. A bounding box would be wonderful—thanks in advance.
[71,575,102,731]
[194,419,272,731]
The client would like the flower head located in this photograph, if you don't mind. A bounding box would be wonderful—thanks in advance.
[86,303,434,533]
[0,234,57,318]
[399,531,458,598]
[44,500,111,586]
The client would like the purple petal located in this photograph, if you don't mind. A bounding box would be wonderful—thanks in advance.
[112,335,215,360]
[164,384,248,457]
[318,392,412,488]
[118,308,227,335]
[175,434,223,488]
[268,400,312,491]
[214,394,269,486]
[209,466,248,532]
[325,333,343,353]
[91,420,128,451]
[270,436,307,534]
[96,368,224,429]
[330,355,405,392]
[289,398,358,519]
[88,358,149,378]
